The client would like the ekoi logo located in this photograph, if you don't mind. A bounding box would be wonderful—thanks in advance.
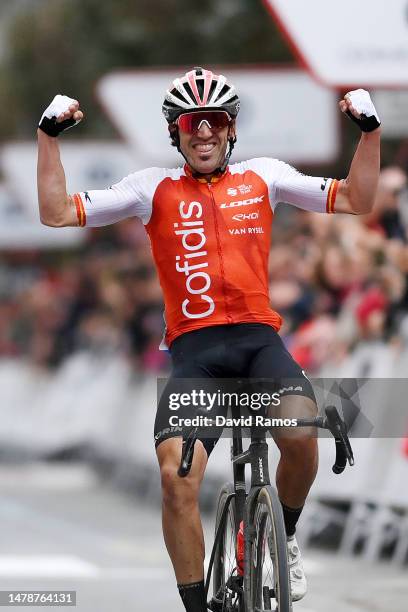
[232,211,259,222]
[174,201,215,320]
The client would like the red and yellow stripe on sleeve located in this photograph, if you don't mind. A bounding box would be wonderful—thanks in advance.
[326,179,339,214]
[73,193,86,227]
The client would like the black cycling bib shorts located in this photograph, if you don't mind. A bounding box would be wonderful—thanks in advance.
[154,323,316,456]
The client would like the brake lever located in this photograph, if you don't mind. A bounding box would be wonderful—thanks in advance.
[338,427,355,466]
[324,405,355,473]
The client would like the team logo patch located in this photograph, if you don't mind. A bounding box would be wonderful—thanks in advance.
[232,211,259,221]
[220,196,265,209]
[227,184,252,197]
[237,184,252,194]
[320,178,329,191]
[227,188,238,196]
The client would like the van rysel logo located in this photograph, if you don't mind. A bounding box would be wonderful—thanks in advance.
[220,195,265,209]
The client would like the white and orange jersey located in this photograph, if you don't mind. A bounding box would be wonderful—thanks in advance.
[73,158,339,347]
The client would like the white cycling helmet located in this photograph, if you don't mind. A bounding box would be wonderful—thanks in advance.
[162,67,240,173]
[162,67,240,124]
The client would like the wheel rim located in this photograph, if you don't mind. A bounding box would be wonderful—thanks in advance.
[219,503,237,589]
[214,495,242,611]
[250,489,290,611]
[252,510,276,610]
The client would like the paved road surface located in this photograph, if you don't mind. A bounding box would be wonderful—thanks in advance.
[0,463,406,612]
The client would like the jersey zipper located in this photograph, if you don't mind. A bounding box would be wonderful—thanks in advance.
[207,183,232,323]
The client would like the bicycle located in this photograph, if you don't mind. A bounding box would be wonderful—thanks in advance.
[178,404,354,612]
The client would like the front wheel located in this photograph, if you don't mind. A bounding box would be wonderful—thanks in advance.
[245,486,291,612]
[212,483,243,612]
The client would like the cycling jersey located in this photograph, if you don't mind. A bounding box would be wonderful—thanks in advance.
[73,158,339,347]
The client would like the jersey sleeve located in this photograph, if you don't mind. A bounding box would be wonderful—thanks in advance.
[72,167,167,227]
[248,158,339,214]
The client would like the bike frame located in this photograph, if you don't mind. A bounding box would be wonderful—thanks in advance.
[178,404,355,607]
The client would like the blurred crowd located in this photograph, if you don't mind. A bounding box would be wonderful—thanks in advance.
[0,220,168,372]
[276,165,408,376]
[0,165,408,376]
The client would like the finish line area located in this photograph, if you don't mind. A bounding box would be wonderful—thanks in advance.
[0,462,406,612]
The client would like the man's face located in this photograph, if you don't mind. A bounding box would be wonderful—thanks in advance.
[178,116,236,175]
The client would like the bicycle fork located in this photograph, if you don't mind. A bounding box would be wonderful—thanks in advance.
[234,436,271,583]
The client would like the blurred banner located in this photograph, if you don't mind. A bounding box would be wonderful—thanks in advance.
[97,68,339,166]
[0,142,138,248]
[264,0,408,88]
[372,90,408,138]
[2,357,408,512]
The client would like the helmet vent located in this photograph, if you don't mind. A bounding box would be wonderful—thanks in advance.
[218,84,231,99]
[182,81,196,103]
[208,80,217,99]
[169,89,186,103]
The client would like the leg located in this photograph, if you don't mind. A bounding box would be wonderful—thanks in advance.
[247,331,318,602]
[248,334,319,521]
[273,395,319,509]
[275,435,319,507]
[272,394,318,602]
[157,437,208,584]
[154,369,223,611]
[153,326,244,610]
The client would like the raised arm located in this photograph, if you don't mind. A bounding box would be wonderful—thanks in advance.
[37,96,84,227]
[335,89,381,215]
[37,95,158,229]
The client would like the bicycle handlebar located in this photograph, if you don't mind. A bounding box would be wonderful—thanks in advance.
[323,405,355,474]
[177,405,354,478]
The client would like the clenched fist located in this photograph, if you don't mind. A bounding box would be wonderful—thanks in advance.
[38,95,84,137]
[339,89,381,133]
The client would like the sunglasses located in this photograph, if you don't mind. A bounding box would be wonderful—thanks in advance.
[176,111,231,134]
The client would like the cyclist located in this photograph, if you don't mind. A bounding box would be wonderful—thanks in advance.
[37,67,381,611]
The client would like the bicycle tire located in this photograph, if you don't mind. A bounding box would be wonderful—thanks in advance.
[212,482,242,611]
[246,486,291,612]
